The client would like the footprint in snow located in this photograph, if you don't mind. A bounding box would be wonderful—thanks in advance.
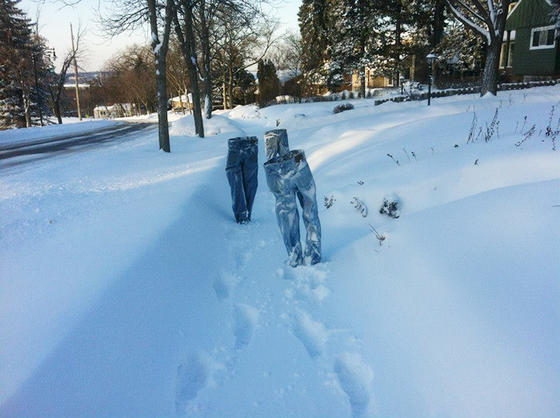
[334,353,375,417]
[175,353,223,414]
[233,303,259,349]
[213,271,241,300]
[292,310,328,358]
[284,265,331,302]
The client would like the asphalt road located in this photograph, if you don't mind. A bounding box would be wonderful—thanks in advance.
[0,122,156,170]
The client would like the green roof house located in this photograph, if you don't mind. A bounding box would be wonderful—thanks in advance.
[501,0,558,80]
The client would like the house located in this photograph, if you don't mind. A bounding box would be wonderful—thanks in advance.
[351,69,394,91]
[93,104,136,119]
[501,0,559,80]
[170,94,193,112]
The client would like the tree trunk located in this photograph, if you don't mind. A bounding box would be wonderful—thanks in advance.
[175,0,204,137]
[54,101,62,124]
[223,69,228,109]
[23,96,31,127]
[156,58,170,151]
[148,0,172,152]
[359,65,366,98]
[185,88,192,115]
[199,0,213,119]
[432,0,445,49]
[228,64,233,109]
[395,14,402,88]
[480,39,502,96]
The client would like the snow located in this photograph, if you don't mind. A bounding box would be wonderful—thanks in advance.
[171,93,193,103]
[0,119,119,147]
[1,86,559,417]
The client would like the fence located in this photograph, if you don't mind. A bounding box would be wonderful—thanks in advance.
[373,79,560,106]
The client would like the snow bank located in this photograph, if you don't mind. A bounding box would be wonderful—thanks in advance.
[170,114,244,137]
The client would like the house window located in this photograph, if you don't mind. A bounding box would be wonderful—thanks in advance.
[500,43,508,68]
[500,42,515,68]
[508,42,515,66]
[500,31,515,68]
[530,26,556,50]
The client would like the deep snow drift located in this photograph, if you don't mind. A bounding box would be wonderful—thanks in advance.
[1,87,559,417]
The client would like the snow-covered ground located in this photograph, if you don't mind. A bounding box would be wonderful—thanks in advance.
[1,87,559,417]
[119,110,187,124]
[0,119,121,147]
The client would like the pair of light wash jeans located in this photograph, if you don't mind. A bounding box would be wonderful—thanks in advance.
[225,130,321,266]
[225,136,258,224]
[263,129,321,266]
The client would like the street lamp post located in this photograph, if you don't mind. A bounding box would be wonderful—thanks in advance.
[400,75,405,95]
[426,53,436,106]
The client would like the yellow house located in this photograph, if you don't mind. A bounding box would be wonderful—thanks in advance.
[351,68,393,91]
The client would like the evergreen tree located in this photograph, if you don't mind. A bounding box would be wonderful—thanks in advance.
[0,0,51,129]
[0,0,33,128]
[298,0,330,93]
[256,59,279,106]
[328,0,378,96]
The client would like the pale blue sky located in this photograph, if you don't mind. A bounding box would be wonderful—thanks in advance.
[20,0,301,71]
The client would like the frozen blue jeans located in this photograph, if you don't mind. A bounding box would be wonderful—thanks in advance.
[264,129,290,161]
[226,136,258,223]
[264,150,321,266]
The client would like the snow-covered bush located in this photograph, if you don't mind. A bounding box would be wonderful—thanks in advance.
[379,195,401,219]
[333,103,354,114]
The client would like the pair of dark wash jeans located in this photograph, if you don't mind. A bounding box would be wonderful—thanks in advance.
[264,148,321,266]
[226,136,258,223]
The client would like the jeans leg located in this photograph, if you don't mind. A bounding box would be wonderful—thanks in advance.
[265,166,303,266]
[294,164,321,265]
[226,153,249,223]
[275,190,303,266]
[242,145,258,220]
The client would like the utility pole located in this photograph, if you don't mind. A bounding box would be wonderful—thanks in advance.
[33,22,44,126]
[70,23,82,120]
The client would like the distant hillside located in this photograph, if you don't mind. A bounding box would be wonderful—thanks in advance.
[64,71,111,87]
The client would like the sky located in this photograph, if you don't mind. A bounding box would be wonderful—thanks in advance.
[20,0,302,72]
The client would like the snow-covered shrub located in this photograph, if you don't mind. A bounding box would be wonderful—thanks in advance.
[324,195,336,209]
[379,195,401,219]
[351,197,368,217]
[333,103,354,114]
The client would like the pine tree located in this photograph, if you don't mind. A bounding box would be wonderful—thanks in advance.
[298,0,330,93]
[257,59,279,107]
[328,0,379,95]
[0,0,34,129]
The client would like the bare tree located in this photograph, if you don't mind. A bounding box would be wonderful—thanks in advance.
[172,0,204,137]
[47,25,84,124]
[269,32,304,99]
[105,45,157,114]
[167,39,191,114]
[445,0,510,96]
[213,8,278,109]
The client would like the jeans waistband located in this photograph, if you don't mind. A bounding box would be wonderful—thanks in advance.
[264,129,287,139]
[228,136,258,149]
[264,149,306,171]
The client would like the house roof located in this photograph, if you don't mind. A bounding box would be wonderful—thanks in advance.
[506,0,554,30]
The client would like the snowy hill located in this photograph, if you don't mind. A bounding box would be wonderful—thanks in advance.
[1,87,559,417]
